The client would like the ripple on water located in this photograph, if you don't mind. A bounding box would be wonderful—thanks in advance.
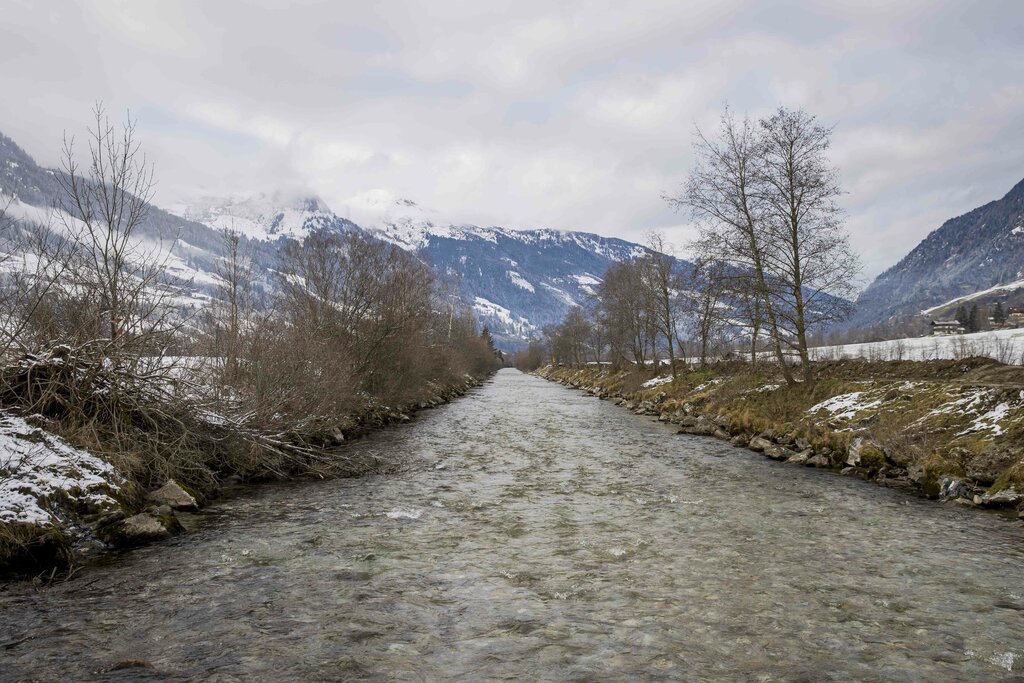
[3,369,1024,681]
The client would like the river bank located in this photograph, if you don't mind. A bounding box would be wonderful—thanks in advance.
[538,360,1024,518]
[0,369,489,578]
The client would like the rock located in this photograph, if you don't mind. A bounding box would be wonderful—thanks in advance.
[976,489,1023,509]
[965,448,1022,485]
[147,480,198,511]
[786,449,812,465]
[712,428,730,440]
[677,416,699,428]
[712,414,731,428]
[729,434,749,447]
[939,477,971,500]
[748,436,774,452]
[109,513,170,547]
[794,437,811,451]
[764,444,796,461]
[846,438,886,470]
[805,451,833,468]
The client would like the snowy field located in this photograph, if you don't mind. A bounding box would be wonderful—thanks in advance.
[809,328,1024,365]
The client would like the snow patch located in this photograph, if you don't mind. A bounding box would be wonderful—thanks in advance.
[0,411,121,526]
[809,391,883,421]
[506,271,535,293]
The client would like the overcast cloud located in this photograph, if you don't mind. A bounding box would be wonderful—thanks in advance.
[1,0,1022,279]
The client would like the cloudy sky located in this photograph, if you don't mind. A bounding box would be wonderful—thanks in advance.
[1,0,1022,279]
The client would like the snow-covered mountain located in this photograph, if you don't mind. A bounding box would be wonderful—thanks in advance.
[179,190,658,348]
[166,192,360,243]
[1,129,669,349]
[850,177,1024,329]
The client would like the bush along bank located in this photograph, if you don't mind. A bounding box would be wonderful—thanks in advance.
[538,360,1024,520]
[0,346,490,579]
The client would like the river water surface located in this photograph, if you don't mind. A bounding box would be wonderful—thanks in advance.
[2,369,1024,681]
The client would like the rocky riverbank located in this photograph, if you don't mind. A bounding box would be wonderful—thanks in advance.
[538,361,1024,519]
[0,373,487,578]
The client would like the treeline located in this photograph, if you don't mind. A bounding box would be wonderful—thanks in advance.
[516,106,860,389]
[0,105,500,492]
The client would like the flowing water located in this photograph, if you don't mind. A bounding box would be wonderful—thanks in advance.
[2,369,1024,681]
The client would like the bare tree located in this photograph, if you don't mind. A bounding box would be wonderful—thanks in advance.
[597,260,651,368]
[758,107,860,384]
[641,231,685,376]
[0,193,78,355]
[670,109,796,384]
[55,103,180,353]
[683,256,728,369]
[208,225,254,382]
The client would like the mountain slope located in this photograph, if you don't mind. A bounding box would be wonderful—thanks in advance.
[851,178,1024,328]
[2,130,669,349]
[190,192,660,349]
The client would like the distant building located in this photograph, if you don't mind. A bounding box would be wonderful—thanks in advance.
[1008,307,1024,327]
[930,319,965,336]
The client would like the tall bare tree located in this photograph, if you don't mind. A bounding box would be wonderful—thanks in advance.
[670,109,796,384]
[641,231,685,377]
[56,103,179,352]
[758,107,860,384]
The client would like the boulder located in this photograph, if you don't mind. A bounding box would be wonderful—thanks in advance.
[712,428,731,441]
[764,444,796,461]
[786,449,812,465]
[748,436,774,452]
[109,513,171,547]
[147,480,198,511]
[729,434,749,447]
[805,451,834,468]
[975,490,1023,509]
[682,421,718,436]
[846,438,886,470]
[794,437,811,451]
[939,477,971,500]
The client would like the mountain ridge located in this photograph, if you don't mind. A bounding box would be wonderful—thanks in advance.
[850,176,1024,329]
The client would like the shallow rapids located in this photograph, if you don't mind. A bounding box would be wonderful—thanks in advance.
[2,369,1023,681]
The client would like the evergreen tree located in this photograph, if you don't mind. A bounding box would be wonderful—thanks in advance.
[481,326,495,353]
[994,301,1006,325]
[955,305,969,325]
[967,304,981,333]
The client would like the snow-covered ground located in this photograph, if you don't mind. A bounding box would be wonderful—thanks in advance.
[810,328,1024,364]
[920,278,1024,315]
[0,411,121,525]
[472,296,536,337]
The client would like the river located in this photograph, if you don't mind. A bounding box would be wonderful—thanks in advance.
[2,369,1023,681]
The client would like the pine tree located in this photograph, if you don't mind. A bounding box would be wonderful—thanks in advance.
[955,305,969,325]
[994,301,1006,325]
[480,326,495,353]
[967,304,981,333]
